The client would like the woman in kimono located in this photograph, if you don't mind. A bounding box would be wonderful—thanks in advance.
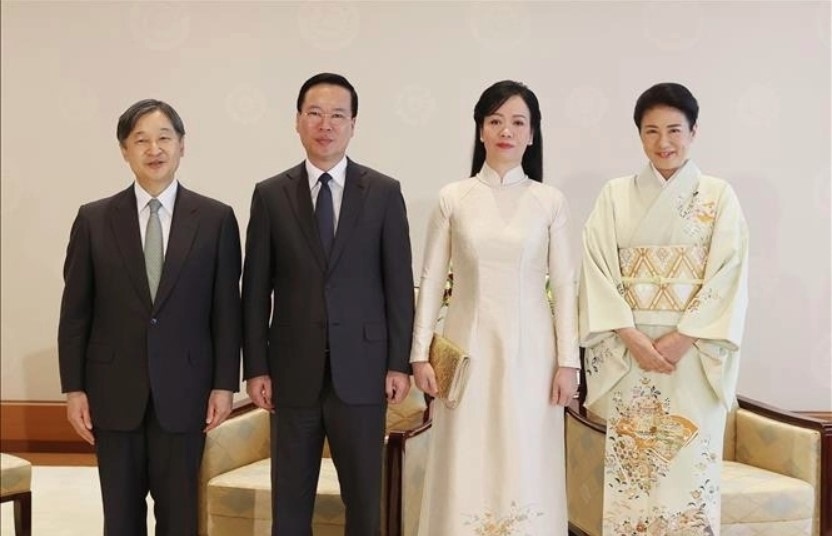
[410,80,580,535]
[580,82,749,535]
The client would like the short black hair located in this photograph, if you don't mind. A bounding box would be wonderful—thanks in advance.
[296,73,358,118]
[633,82,699,130]
[116,99,185,146]
[470,80,543,182]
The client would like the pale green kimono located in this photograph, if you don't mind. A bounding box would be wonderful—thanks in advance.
[579,160,749,535]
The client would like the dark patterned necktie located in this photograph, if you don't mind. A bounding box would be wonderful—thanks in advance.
[315,173,334,257]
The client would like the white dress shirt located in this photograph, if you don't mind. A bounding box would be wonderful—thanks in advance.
[135,180,178,254]
[306,157,347,231]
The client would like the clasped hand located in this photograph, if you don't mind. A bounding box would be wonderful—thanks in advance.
[616,328,695,374]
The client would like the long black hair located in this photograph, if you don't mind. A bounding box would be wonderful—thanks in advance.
[470,80,543,182]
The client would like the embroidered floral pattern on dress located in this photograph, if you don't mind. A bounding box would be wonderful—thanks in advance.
[587,337,617,375]
[464,502,543,536]
[676,191,717,243]
[685,288,718,314]
[606,503,715,535]
[606,377,699,499]
[606,442,720,535]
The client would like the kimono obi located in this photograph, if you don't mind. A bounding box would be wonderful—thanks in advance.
[618,245,708,313]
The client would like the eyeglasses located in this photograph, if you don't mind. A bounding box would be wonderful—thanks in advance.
[301,109,351,126]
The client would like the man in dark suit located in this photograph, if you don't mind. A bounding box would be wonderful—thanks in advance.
[58,99,241,536]
[242,73,414,535]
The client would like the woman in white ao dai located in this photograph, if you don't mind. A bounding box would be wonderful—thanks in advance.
[411,81,581,536]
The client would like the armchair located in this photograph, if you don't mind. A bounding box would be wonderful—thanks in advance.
[197,387,432,536]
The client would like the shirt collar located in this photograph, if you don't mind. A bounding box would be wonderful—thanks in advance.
[306,157,347,190]
[476,162,527,187]
[135,180,178,214]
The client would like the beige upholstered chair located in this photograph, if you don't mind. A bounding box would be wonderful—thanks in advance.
[198,387,431,536]
[566,395,831,536]
[0,453,32,536]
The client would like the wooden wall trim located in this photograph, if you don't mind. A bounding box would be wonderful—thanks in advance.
[0,401,94,453]
[0,398,255,453]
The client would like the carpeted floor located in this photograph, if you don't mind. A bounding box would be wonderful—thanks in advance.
[0,465,155,535]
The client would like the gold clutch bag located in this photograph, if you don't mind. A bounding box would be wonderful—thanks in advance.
[428,333,471,409]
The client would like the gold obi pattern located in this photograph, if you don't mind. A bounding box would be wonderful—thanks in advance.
[618,245,708,312]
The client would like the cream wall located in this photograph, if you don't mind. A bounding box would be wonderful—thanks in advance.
[1,1,829,410]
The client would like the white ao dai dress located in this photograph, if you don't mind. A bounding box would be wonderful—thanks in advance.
[410,163,580,535]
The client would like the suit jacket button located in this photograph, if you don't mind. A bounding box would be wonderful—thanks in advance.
[150,318,158,325]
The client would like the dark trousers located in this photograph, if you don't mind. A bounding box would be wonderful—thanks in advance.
[94,400,205,536]
[271,378,387,536]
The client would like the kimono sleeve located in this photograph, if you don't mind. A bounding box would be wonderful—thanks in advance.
[578,182,635,414]
[678,183,749,409]
[677,184,749,350]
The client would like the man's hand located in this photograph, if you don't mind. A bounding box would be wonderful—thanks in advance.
[385,371,411,404]
[66,391,94,445]
[204,389,234,433]
[616,327,675,374]
[412,361,438,397]
[246,375,274,412]
[551,367,579,406]
[654,331,696,365]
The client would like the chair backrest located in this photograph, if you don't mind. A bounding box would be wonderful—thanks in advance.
[322,384,428,458]
[387,384,429,432]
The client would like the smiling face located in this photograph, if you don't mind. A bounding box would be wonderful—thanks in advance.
[295,83,355,171]
[120,110,184,195]
[480,95,533,174]
[639,105,696,179]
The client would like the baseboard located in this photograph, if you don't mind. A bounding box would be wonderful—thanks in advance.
[0,401,94,453]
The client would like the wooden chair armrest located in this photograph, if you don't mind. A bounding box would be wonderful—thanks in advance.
[565,399,607,433]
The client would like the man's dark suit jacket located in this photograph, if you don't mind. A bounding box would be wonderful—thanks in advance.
[242,160,414,406]
[58,184,241,433]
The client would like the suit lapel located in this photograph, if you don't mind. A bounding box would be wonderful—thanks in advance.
[284,163,327,271]
[328,160,367,272]
[152,185,199,313]
[110,187,154,311]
